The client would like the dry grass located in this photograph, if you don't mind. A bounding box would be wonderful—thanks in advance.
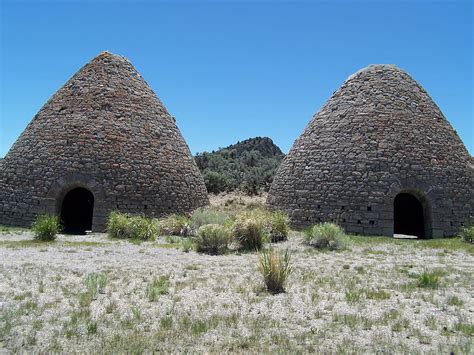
[0,226,472,353]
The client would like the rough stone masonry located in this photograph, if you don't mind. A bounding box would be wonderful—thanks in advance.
[267,65,473,237]
[0,52,209,231]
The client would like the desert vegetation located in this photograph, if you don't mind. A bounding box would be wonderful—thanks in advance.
[32,214,61,241]
[195,137,284,194]
[1,204,473,353]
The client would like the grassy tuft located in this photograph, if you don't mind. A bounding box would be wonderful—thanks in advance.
[146,276,170,302]
[195,224,231,255]
[232,216,267,251]
[84,273,107,300]
[417,270,441,289]
[107,211,157,240]
[32,214,60,241]
[459,225,474,244]
[304,223,348,250]
[158,214,192,237]
[259,248,292,294]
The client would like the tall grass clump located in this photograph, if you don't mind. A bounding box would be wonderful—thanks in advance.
[32,214,60,241]
[304,222,348,250]
[195,224,231,255]
[158,214,192,237]
[107,211,157,240]
[259,248,292,294]
[84,273,107,300]
[417,270,440,289]
[266,211,290,242]
[146,276,170,302]
[459,226,474,244]
[191,207,233,229]
[232,215,267,251]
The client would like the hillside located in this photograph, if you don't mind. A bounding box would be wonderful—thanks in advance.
[195,137,285,195]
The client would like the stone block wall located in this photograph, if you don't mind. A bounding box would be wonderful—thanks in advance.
[267,65,473,237]
[0,52,209,231]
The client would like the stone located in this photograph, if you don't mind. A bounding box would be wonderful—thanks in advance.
[0,52,209,231]
[267,64,473,238]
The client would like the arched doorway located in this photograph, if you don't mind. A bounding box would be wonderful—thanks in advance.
[60,187,94,234]
[393,192,425,238]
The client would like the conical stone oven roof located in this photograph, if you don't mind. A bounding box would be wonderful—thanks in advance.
[0,52,208,231]
[267,64,473,237]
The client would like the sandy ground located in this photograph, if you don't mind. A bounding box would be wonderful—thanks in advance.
[0,230,473,353]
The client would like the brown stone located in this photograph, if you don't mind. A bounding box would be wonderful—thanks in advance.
[0,52,209,231]
[267,65,473,238]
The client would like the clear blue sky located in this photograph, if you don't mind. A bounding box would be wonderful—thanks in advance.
[1,0,472,157]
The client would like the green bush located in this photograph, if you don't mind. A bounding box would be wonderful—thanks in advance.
[232,216,267,251]
[191,207,233,230]
[304,222,348,250]
[181,238,194,253]
[32,214,60,241]
[158,214,192,237]
[266,211,290,242]
[237,208,289,243]
[459,226,474,244]
[259,248,292,294]
[107,211,157,240]
[195,224,231,255]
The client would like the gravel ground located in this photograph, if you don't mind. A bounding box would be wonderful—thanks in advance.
[0,231,472,353]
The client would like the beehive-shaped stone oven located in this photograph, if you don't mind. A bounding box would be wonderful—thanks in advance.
[268,64,473,238]
[0,52,209,233]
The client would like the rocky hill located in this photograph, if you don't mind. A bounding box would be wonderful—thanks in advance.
[195,137,284,195]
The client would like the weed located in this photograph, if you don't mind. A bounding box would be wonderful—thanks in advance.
[366,289,391,300]
[87,321,98,334]
[158,214,192,237]
[195,224,231,255]
[425,315,437,330]
[181,238,194,253]
[160,316,173,329]
[447,295,464,307]
[345,289,362,303]
[78,292,92,307]
[454,322,474,336]
[107,211,157,240]
[232,216,267,251]
[259,248,292,294]
[32,214,60,241]
[304,223,348,250]
[105,300,117,314]
[84,273,107,299]
[459,225,474,244]
[266,211,290,242]
[392,318,410,332]
[146,276,170,301]
[417,270,440,289]
[131,307,142,321]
